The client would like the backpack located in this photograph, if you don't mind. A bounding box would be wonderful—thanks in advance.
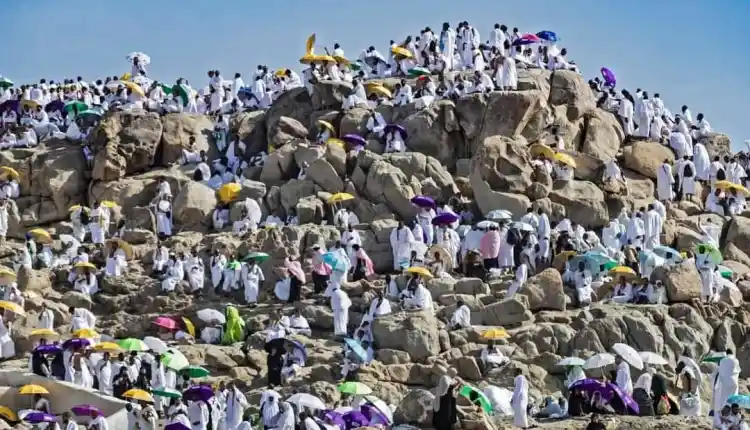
[682,162,694,178]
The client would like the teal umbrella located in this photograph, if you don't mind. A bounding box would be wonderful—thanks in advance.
[152,387,182,399]
[0,77,12,89]
[64,100,88,115]
[179,365,210,378]
[242,252,269,263]
[160,84,174,95]
[458,385,493,414]
[407,67,430,78]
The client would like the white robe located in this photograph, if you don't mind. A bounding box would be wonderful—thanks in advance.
[389,227,415,270]
[156,201,173,236]
[715,354,740,412]
[225,388,249,430]
[210,255,226,289]
[642,210,662,250]
[331,288,351,336]
[511,374,529,427]
[242,264,264,303]
[0,315,14,358]
[656,163,675,201]
[616,361,633,396]
[507,263,528,298]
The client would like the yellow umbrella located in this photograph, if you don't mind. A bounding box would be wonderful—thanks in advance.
[333,55,350,66]
[609,266,637,280]
[482,328,509,340]
[274,68,287,77]
[305,33,316,55]
[73,328,99,339]
[182,317,195,337]
[554,152,577,168]
[529,143,556,160]
[20,99,39,110]
[93,342,123,353]
[99,200,118,208]
[0,267,16,282]
[0,300,25,316]
[74,261,97,272]
[27,228,53,244]
[218,182,242,204]
[553,250,578,269]
[0,166,20,180]
[120,72,132,81]
[391,46,413,59]
[317,119,336,134]
[0,406,17,422]
[364,81,384,91]
[30,328,58,339]
[107,238,134,260]
[405,266,433,279]
[327,193,354,204]
[714,180,734,191]
[299,54,318,64]
[123,81,145,97]
[316,55,336,63]
[729,183,750,197]
[368,85,392,99]
[19,384,48,395]
[326,138,345,148]
[68,205,90,213]
[123,388,154,403]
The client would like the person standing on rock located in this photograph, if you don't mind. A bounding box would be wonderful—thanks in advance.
[155,195,173,238]
[642,204,663,251]
[615,356,633,396]
[439,22,457,72]
[511,368,530,428]
[241,256,264,305]
[507,259,528,298]
[479,225,501,270]
[390,221,415,271]
[330,284,351,337]
[432,367,459,430]
[656,160,675,202]
[617,90,634,137]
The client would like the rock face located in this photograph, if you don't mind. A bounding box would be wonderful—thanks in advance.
[7,67,748,430]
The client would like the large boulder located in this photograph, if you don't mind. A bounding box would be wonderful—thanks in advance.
[579,110,624,162]
[90,111,164,180]
[160,113,213,165]
[469,136,533,205]
[621,141,675,179]
[481,297,533,326]
[360,160,418,220]
[651,260,702,302]
[726,217,750,257]
[172,182,217,228]
[400,100,463,166]
[548,70,596,121]
[372,311,441,361]
[549,180,608,229]
[518,269,566,311]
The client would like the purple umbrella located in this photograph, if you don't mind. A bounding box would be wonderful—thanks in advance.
[183,385,214,402]
[600,67,616,88]
[44,100,64,113]
[165,423,192,430]
[23,412,57,424]
[431,212,459,226]
[284,338,308,361]
[384,124,408,139]
[62,338,91,350]
[0,100,18,113]
[321,410,346,430]
[342,134,366,148]
[410,195,436,209]
[34,344,62,354]
[71,404,101,417]
[569,379,638,415]
[360,403,390,425]
[342,410,369,428]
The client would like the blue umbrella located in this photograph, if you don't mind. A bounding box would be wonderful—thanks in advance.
[570,251,616,274]
[536,31,559,42]
[728,394,750,409]
[431,212,459,226]
[652,245,682,261]
[284,338,308,361]
[34,344,62,354]
[343,338,368,362]
[322,252,347,272]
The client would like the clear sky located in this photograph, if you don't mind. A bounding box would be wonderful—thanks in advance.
[3,0,748,148]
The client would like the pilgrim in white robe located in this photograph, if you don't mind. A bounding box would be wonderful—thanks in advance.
[642,209,662,250]
[507,263,528,298]
[678,159,697,197]
[156,200,173,237]
[618,98,634,135]
[225,387,249,430]
[511,374,529,428]
[188,400,210,430]
[366,111,386,138]
[0,315,14,358]
[331,287,351,336]
[498,228,514,269]
[341,228,362,265]
[616,361,633,395]
[404,284,433,312]
[74,272,99,296]
[633,97,653,138]
[210,254,226,290]
[656,163,675,201]
[389,226,415,270]
[88,209,107,245]
[242,263,264,304]
[440,27,457,71]
[715,353,740,413]
[694,143,710,181]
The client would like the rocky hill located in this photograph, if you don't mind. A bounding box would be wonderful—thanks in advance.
[2,68,747,429]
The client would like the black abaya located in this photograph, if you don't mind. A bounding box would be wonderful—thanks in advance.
[432,386,458,430]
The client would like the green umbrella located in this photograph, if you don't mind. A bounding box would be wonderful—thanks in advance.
[702,351,726,364]
[161,348,189,371]
[0,77,13,89]
[242,252,270,263]
[172,84,190,107]
[337,381,372,395]
[407,67,431,78]
[117,338,149,352]
[64,100,88,115]
[152,387,182,399]
[718,265,734,280]
[180,365,210,378]
[458,385,493,414]
[695,242,723,265]
[227,260,241,270]
[160,84,174,95]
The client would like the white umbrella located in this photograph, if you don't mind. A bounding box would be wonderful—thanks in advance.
[333,406,353,414]
[639,351,668,366]
[287,393,326,410]
[143,336,168,354]
[557,357,586,367]
[126,52,151,65]
[612,343,644,370]
[486,210,513,221]
[364,395,394,422]
[584,353,615,370]
[476,220,499,230]
[482,386,513,416]
[197,309,226,324]
[511,221,535,232]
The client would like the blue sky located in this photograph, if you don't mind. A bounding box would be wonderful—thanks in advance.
[3,0,748,147]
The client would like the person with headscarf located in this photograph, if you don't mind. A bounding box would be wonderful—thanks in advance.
[241,257,264,305]
[187,398,210,430]
[267,401,295,430]
[632,368,655,416]
[224,381,249,430]
[260,391,281,427]
[511,368,530,428]
[390,221,415,271]
[432,367,460,430]
[222,306,245,345]
[310,245,331,295]
[675,352,702,417]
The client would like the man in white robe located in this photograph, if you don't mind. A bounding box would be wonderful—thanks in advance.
[389,222,415,271]
[511,369,529,428]
[188,400,209,430]
[693,141,710,182]
[225,382,249,430]
[241,260,264,305]
[506,262,528,298]
[448,299,471,330]
[615,357,633,395]
[678,155,697,201]
[656,160,675,202]
[38,303,54,330]
[714,349,740,414]
[341,225,361,264]
[440,23,457,71]
[330,286,351,337]
[642,204,663,250]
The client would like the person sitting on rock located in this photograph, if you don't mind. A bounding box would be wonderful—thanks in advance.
[384,124,407,153]
[448,298,471,330]
[402,277,433,312]
[610,276,634,304]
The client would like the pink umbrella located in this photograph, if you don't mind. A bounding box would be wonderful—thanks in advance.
[153,316,177,330]
[513,33,541,46]
[285,258,306,283]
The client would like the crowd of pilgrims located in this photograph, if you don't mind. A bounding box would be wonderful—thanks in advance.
[0,15,746,430]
